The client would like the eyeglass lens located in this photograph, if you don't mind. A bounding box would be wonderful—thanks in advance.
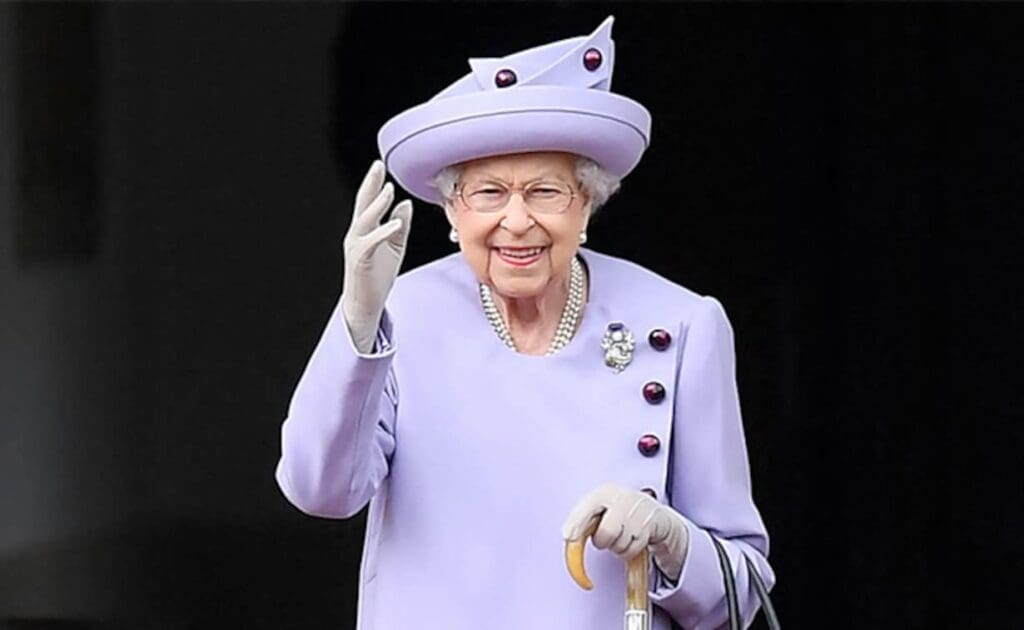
[461,181,574,213]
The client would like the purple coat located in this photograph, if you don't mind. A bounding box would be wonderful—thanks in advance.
[276,248,774,629]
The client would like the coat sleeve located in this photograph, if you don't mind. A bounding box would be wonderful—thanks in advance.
[649,296,776,629]
[275,295,398,519]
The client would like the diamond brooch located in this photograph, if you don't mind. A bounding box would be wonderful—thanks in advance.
[601,321,635,373]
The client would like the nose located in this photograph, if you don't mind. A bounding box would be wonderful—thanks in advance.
[500,192,535,234]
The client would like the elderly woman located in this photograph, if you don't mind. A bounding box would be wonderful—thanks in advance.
[275,17,775,630]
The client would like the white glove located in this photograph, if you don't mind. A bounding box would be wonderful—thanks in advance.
[562,483,691,583]
[341,160,414,353]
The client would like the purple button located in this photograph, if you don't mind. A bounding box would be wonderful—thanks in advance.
[648,329,672,351]
[494,69,517,88]
[638,434,661,457]
[643,381,666,404]
[583,48,603,71]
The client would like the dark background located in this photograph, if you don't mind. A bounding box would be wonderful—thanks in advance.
[1,2,1021,629]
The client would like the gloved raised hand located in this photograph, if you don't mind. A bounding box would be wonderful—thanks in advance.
[562,483,691,583]
[341,160,414,353]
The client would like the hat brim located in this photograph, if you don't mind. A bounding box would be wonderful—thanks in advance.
[378,86,651,205]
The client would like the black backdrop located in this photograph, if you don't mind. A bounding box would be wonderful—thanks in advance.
[1,2,1021,629]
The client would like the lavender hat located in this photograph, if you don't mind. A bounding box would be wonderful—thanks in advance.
[377,16,652,205]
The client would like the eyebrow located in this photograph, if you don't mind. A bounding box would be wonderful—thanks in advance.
[465,172,571,185]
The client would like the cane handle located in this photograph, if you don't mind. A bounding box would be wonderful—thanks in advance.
[565,517,600,590]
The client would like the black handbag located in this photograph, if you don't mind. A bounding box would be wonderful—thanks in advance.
[709,535,781,630]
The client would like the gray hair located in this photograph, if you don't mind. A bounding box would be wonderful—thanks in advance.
[432,155,621,212]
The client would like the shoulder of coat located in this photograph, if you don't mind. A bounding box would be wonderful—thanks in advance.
[582,249,714,318]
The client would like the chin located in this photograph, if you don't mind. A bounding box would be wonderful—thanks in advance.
[491,275,549,300]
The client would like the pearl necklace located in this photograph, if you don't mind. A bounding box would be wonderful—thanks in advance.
[479,256,585,356]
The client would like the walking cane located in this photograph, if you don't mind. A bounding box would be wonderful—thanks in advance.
[566,520,651,630]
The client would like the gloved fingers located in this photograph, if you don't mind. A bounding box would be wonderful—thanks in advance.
[561,483,623,541]
[385,200,414,250]
[592,520,623,551]
[359,219,404,251]
[577,513,602,544]
[352,182,395,237]
[621,496,661,542]
[596,494,648,553]
[354,160,387,216]
[619,530,651,561]
[562,502,606,543]
[646,506,685,546]
[609,529,639,555]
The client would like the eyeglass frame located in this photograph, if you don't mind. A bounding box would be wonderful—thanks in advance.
[454,179,581,214]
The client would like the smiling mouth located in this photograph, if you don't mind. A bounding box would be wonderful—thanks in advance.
[494,246,547,266]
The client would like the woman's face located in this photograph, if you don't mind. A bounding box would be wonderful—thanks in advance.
[445,151,591,300]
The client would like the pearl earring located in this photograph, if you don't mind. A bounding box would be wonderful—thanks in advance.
[449,227,459,243]
[579,231,588,244]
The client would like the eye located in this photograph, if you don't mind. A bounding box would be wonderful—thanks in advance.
[469,186,506,198]
[528,186,566,199]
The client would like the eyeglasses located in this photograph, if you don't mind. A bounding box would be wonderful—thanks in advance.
[457,180,577,214]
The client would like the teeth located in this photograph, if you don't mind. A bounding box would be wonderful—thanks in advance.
[500,247,543,258]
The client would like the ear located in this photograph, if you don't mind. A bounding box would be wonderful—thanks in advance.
[443,200,457,227]
[580,197,594,233]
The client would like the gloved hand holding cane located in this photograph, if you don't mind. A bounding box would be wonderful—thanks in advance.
[563,483,692,629]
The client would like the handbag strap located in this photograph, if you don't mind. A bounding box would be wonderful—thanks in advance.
[710,534,781,630]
